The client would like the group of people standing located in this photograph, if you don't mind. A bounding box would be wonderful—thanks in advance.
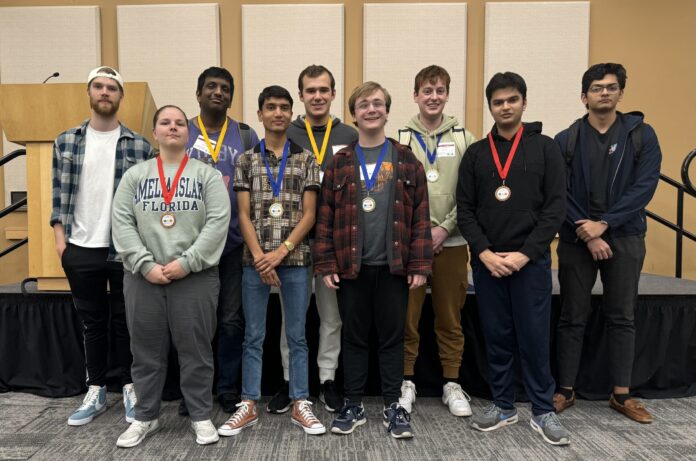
[50,61,661,448]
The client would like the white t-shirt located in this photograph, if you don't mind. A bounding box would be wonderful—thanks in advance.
[69,125,119,247]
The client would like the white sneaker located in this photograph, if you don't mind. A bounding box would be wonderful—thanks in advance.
[191,420,220,445]
[116,419,161,448]
[398,380,416,413]
[442,382,472,416]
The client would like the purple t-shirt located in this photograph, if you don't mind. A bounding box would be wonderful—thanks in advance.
[186,117,258,254]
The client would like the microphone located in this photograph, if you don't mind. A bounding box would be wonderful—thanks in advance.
[42,72,60,84]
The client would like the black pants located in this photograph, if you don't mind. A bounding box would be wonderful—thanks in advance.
[471,252,555,416]
[61,243,132,387]
[556,236,646,388]
[215,246,244,395]
[337,265,408,406]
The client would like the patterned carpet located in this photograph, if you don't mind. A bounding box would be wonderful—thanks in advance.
[1,392,695,460]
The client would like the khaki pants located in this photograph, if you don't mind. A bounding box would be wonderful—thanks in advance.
[404,245,468,379]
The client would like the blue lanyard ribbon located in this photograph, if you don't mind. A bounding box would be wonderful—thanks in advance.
[356,141,389,192]
[261,139,290,198]
[413,132,443,165]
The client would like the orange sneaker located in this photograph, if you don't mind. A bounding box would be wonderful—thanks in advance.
[217,400,258,436]
[291,400,326,435]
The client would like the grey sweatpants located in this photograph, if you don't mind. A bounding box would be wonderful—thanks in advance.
[124,268,219,422]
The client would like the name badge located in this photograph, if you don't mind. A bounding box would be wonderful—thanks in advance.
[192,135,212,153]
[437,142,456,157]
[332,144,347,154]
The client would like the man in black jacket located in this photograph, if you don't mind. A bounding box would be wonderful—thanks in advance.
[553,63,661,424]
[456,72,568,446]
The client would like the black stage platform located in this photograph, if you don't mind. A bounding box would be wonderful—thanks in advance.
[1,271,695,401]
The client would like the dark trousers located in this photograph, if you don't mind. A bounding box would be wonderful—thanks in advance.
[216,246,244,395]
[556,236,646,388]
[337,265,408,406]
[61,243,132,387]
[471,252,555,416]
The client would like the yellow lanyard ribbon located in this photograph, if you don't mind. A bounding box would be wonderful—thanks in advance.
[305,117,333,166]
[197,115,228,163]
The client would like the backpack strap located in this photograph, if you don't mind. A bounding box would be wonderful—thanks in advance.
[564,118,582,167]
[397,128,412,147]
[238,122,253,151]
[452,127,470,158]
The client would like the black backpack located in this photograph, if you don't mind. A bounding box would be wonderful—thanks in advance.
[238,122,254,150]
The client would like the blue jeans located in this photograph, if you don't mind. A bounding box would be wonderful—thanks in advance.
[241,265,309,401]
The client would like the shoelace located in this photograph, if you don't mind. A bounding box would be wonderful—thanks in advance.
[386,406,410,433]
[540,412,564,431]
[226,402,252,427]
[296,400,319,424]
[338,403,362,420]
[401,382,416,399]
[445,384,471,403]
[78,387,102,410]
[482,404,501,417]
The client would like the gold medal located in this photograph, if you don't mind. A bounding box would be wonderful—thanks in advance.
[362,196,376,213]
[495,185,511,201]
[269,202,284,218]
[161,212,176,228]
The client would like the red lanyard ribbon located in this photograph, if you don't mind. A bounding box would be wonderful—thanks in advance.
[157,154,189,205]
[487,125,524,181]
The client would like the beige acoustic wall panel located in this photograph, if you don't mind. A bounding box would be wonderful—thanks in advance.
[0,6,100,206]
[242,4,345,135]
[117,4,220,123]
[483,2,590,137]
[364,3,468,139]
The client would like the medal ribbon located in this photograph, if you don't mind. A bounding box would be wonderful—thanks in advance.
[487,125,524,182]
[356,141,389,192]
[261,139,290,198]
[157,154,189,205]
[305,117,333,166]
[197,115,229,163]
[413,132,443,165]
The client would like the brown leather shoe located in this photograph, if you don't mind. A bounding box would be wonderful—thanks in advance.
[553,391,576,413]
[609,395,653,423]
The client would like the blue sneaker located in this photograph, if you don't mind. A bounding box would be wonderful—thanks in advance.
[68,385,107,426]
[383,403,413,439]
[123,383,137,423]
[471,404,518,432]
[330,400,366,434]
[530,411,571,446]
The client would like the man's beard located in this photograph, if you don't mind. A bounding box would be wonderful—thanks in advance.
[91,97,120,116]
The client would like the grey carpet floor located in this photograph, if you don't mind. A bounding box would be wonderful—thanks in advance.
[1,392,695,460]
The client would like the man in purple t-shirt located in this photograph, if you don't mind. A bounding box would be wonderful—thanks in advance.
[182,67,258,415]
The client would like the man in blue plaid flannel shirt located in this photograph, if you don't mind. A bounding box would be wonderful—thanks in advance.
[51,66,154,427]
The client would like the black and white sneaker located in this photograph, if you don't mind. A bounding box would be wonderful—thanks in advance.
[320,380,343,412]
[266,381,291,414]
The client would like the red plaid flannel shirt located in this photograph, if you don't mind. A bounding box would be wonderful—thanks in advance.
[313,139,432,279]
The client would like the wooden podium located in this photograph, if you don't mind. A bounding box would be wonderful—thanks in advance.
[0,83,156,291]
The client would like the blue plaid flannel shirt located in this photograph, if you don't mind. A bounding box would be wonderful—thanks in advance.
[51,120,154,260]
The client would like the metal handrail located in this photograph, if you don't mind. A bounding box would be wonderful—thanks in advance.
[646,150,696,278]
[0,149,28,258]
[0,148,26,167]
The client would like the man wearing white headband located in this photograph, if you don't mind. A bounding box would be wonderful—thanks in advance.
[51,66,154,426]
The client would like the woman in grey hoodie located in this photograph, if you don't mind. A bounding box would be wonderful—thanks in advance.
[112,105,230,448]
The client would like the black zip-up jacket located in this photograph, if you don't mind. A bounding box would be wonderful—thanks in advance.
[456,122,566,261]
[554,111,662,243]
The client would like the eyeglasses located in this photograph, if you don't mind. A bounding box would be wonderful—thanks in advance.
[355,100,386,111]
[588,84,621,94]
